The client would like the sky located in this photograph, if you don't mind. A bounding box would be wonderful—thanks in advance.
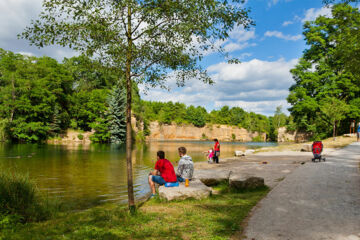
[0,0,335,116]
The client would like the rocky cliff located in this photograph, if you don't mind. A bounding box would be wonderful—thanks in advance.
[147,121,266,142]
[277,127,310,143]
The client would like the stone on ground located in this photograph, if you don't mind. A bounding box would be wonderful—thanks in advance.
[193,169,231,186]
[158,179,212,201]
[229,174,264,190]
[235,150,244,156]
[301,144,312,152]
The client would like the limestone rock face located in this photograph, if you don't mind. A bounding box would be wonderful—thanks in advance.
[158,179,212,201]
[229,175,264,190]
[147,121,266,142]
[193,169,231,186]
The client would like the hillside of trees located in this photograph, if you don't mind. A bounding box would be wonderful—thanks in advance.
[0,48,290,143]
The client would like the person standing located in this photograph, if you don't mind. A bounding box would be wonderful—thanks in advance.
[148,150,177,196]
[213,138,220,164]
[176,147,194,182]
[357,123,360,142]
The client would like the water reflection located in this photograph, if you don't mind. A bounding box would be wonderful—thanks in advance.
[0,141,276,208]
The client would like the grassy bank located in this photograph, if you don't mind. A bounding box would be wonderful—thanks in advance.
[0,185,269,240]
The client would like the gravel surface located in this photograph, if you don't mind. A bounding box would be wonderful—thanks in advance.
[241,143,360,240]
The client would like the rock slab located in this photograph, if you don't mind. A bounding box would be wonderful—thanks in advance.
[158,179,212,201]
[229,174,265,190]
[193,169,231,186]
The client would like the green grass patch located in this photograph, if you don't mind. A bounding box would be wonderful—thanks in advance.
[1,185,269,240]
[0,170,56,223]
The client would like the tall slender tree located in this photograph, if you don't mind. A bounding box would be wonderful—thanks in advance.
[21,0,253,212]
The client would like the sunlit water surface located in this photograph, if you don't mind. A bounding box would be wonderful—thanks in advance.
[0,141,277,208]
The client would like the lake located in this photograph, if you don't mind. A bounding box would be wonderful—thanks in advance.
[0,141,277,208]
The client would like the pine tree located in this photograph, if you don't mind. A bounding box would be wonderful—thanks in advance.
[108,87,126,144]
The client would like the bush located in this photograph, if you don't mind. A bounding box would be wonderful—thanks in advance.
[0,170,52,222]
[77,133,84,140]
[251,135,264,142]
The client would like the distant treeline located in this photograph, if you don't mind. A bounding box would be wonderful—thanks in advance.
[0,48,290,143]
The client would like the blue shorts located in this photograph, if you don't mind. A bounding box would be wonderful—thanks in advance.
[152,175,166,185]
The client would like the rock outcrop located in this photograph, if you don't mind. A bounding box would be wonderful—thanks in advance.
[229,175,265,190]
[158,179,212,201]
[193,170,231,186]
[147,121,266,142]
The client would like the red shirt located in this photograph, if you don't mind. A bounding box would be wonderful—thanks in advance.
[214,141,220,151]
[155,158,177,183]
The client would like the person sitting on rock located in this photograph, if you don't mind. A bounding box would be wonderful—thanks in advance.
[148,150,177,196]
[176,147,194,182]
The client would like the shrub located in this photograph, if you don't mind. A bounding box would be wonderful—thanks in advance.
[0,170,52,222]
[77,133,84,140]
[232,133,236,141]
[251,135,264,142]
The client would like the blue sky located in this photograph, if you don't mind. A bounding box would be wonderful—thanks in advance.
[0,0,335,115]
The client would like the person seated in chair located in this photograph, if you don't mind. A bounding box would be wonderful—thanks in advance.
[148,150,177,196]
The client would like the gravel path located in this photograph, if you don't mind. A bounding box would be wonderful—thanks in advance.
[241,143,360,240]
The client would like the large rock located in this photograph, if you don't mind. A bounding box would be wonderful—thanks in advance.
[301,144,312,152]
[158,179,212,201]
[235,150,245,156]
[193,169,231,186]
[229,174,264,190]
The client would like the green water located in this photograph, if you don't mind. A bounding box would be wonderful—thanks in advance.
[0,141,276,208]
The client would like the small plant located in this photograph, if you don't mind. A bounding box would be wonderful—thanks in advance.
[252,135,264,142]
[232,133,236,141]
[77,134,84,140]
[201,133,208,140]
[135,131,146,142]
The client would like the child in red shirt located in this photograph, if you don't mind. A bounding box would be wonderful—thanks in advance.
[148,150,177,196]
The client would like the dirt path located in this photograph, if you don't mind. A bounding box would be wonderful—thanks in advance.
[240,143,360,240]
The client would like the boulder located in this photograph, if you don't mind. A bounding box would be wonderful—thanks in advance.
[229,174,264,190]
[301,144,312,152]
[193,169,231,186]
[245,149,255,155]
[158,179,212,201]
[235,150,244,156]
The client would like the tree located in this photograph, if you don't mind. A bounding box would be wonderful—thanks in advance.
[320,97,349,139]
[108,86,127,143]
[21,0,253,212]
[287,4,360,139]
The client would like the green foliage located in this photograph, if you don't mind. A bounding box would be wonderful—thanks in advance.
[70,89,109,131]
[90,118,111,143]
[0,49,73,142]
[108,86,127,144]
[77,133,84,140]
[252,135,264,142]
[287,4,360,139]
[0,170,51,222]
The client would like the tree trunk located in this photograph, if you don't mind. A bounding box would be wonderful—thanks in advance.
[333,121,336,141]
[10,75,15,122]
[126,6,135,214]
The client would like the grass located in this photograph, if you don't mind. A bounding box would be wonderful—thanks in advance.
[0,169,57,224]
[0,185,269,240]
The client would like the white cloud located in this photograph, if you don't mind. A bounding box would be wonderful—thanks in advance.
[140,58,298,116]
[229,27,256,42]
[0,0,77,61]
[302,6,332,22]
[264,31,302,41]
[268,0,293,7]
[282,21,294,27]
